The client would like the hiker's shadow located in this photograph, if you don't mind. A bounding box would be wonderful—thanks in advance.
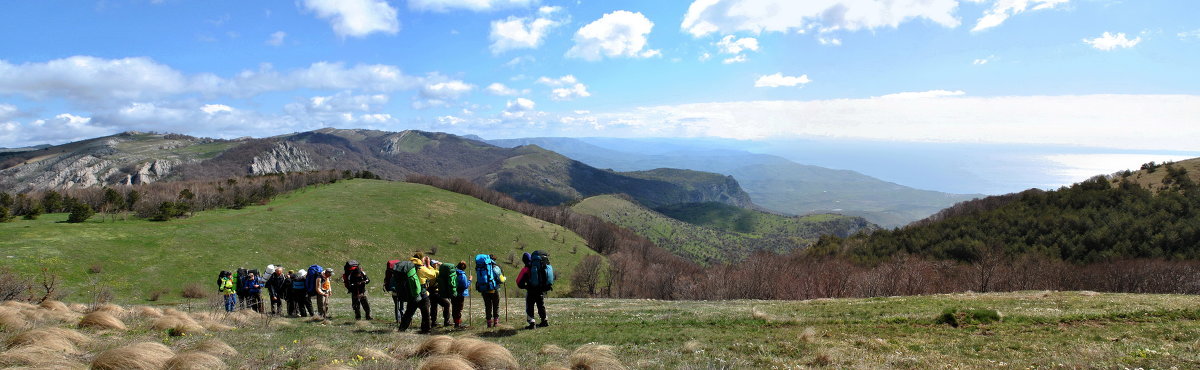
[478,328,519,338]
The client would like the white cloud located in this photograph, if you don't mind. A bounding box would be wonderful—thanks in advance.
[682,0,960,37]
[973,0,1069,32]
[536,75,590,100]
[266,31,287,46]
[722,55,747,64]
[0,104,18,121]
[754,73,811,88]
[818,37,842,46]
[489,15,561,54]
[879,90,966,99]
[503,97,537,119]
[1083,32,1142,51]
[973,55,994,65]
[486,82,520,96]
[566,11,660,61]
[415,78,475,109]
[570,95,1200,152]
[1180,29,1200,41]
[714,35,758,63]
[0,56,191,104]
[300,0,400,38]
[503,55,536,68]
[200,104,234,114]
[409,0,536,12]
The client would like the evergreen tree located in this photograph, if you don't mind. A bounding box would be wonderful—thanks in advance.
[67,202,94,223]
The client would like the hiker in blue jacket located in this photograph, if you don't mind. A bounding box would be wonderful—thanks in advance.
[291,271,312,317]
[243,271,263,313]
[451,261,472,328]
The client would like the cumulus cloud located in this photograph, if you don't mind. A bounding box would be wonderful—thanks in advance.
[879,90,966,99]
[1180,29,1200,41]
[973,55,994,65]
[1083,32,1142,51]
[200,104,234,114]
[486,82,520,96]
[415,78,475,109]
[1,113,113,147]
[266,31,287,46]
[681,0,960,37]
[536,75,590,101]
[502,97,538,119]
[489,15,562,54]
[300,0,400,38]
[409,0,536,12]
[973,0,1069,32]
[754,73,811,88]
[714,35,758,63]
[0,103,18,121]
[566,11,660,61]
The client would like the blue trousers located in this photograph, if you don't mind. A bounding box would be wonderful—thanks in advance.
[224,294,237,312]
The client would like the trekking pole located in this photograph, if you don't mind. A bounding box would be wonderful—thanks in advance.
[469,273,474,327]
[503,283,508,323]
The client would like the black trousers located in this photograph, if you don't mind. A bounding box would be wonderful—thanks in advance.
[292,290,312,317]
[482,291,500,320]
[246,293,263,313]
[351,292,371,320]
[399,298,430,332]
[391,293,405,323]
[525,290,546,322]
[430,295,451,325]
[451,296,465,323]
[269,293,282,314]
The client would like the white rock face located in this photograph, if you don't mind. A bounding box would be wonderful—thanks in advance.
[249,142,315,175]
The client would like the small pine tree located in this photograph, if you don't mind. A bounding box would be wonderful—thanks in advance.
[0,192,13,208]
[23,204,42,220]
[43,191,64,213]
[125,190,141,211]
[67,202,94,223]
[0,206,13,223]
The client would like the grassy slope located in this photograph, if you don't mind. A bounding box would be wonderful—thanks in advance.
[572,195,872,264]
[0,179,595,302]
[1111,157,1200,191]
[8,292,1196,368]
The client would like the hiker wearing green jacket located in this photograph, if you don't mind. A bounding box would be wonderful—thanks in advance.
[218,271,236,312]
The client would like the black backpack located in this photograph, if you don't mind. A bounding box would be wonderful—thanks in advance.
[217,270,230,290]
[235,268,248,295]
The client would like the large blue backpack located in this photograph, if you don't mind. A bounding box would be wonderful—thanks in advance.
[528,250,554,290]
[475,254,498,292]
[305,265,324,295]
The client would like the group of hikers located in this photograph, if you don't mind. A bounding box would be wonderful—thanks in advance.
[215,250,555,333]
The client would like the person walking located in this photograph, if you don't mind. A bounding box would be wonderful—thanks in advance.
[451,261,472,329]
[218,271,236,312]
[413,254,438,327]
[291,271,312,317]
[517,251,554,329]
[243,271,263,313]
[344,261,373,321]
[396,257,431,334]
[474,254,505,328]
[429,260,453,328]
[266,268,287,315]
[316,270,333,320]
[384,259,405,323]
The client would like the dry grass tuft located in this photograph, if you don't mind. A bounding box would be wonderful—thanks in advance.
[1,301,38,310]
[192,339,238,357]
[800,327,817,343]
[5,327,91,354]
[414,335,456,357]
[683,340,702,354]
[539,364,571,370]
[568,344,625,370]
[0,345,83,368]
[355,347,397,364]
[1078,291,1100,297]
[201,321,235,332]
[164,351,227,370]
[418,355,475,370]
[750,307,771,321]
[151,315,206,336]
[459,340,519,370]
[540,344,569,356]
[0,308,28,331]
[78,311,128,331]
[93,303,127,317]
[810,351,834,366]
[132,306,164,318]
[39,300,70,312]
[69,303,89,313]
[39,309,83,323]
[448,337,485,355]
[91,342,175,370]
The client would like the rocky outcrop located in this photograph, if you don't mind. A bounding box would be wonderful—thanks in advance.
[122,160,174,185]
[249,142,315,175]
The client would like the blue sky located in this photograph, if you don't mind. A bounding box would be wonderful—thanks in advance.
[1,0,1198,193]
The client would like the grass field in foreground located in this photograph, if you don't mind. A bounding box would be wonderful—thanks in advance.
[4,291,1196,368]
[0,179,595,303]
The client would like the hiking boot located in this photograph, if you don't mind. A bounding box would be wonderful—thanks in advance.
[443,321,451,328]
[524,322,536,330]
[537,320,549,328]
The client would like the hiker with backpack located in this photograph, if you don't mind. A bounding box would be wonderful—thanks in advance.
[429,260,454,328]
[343,260,373,321]
[218,270,236,312]
[235,268,249,310]
[316,270,333,320]
[291,270,313,317]
[384,259,405,323]
[474,254,506,328]
[516,251,555,329]
[451,261,472,329]
[243,271,264,313]
[412,253,438,326]
[392,257,431,333]
[267,267,287,315]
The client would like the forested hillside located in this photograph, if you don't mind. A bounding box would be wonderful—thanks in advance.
[811,160,1200,264]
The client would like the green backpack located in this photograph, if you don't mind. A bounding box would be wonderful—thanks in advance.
[391,261,422,302]
[436,263,458,297]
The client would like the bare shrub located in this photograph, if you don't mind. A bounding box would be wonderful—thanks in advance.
[88,263,104,274]
[181,283,208,299]
[0,267,35,300]
[147,288,170,302]
[91,342,175,370]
